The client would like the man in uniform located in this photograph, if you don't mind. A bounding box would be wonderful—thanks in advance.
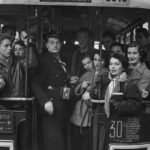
[32,31,68,150]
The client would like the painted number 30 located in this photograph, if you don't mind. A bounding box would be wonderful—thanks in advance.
[110,120,123,138]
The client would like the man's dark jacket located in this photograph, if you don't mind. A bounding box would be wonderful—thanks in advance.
[32,52,68,120]
[32,52,68,150]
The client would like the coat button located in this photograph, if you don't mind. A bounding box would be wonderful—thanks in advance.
[56,74,59,77]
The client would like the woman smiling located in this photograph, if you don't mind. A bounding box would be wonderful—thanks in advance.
[105,54,142,117]
[127,42,150,99]
[90,53,141,117]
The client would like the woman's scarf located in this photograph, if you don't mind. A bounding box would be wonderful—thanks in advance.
[104,72,127,118]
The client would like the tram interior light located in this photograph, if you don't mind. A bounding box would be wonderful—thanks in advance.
[74,41,79,45]
[143,22,149,30]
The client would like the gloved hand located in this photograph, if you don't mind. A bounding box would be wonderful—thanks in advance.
[82,92,91,101]
[44,101,54,115]
[70,76,79,85]
[94,71,109,85]
[81,81,90,89]
[142,89,149,99]
[110,99,120,110]
[0,78,5,90]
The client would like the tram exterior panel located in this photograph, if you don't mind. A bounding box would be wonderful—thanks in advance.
[0,0,150,9]
[0,1,150,150]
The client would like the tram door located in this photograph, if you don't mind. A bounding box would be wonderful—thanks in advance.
[0,5,35,150]
[0,98,35,150]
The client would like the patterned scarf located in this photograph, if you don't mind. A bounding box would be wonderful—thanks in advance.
[104,73,121,118]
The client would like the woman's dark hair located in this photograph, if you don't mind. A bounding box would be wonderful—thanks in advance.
[110,53,128,71]
[127,42,147,62]
[14,40,25,48]
[92,50,109,68]
[136,27,149,38]
[2,25,16,33]
[80,52,93,62]
[0,33,12,44]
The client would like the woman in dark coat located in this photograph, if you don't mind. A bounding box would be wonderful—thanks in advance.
[90,54,142,150]
[92,53,142,116]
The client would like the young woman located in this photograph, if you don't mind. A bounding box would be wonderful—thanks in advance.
[89,53,142,150]
[104,54,142,117]
[93,50,108,76]
[70,52,94,150]
[91,53,142,116]
[70,51,109,150]
[127,42,150,99]
[12,40,26,97]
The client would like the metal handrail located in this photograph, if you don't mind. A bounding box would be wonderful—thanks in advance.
[91,99,105,104]
[0,97,35,101]
[90,99,150,104]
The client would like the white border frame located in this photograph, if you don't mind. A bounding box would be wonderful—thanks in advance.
[0,140,14,150]
[109,143,150,150]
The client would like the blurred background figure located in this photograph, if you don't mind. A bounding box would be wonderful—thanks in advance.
[60,29,78,75]
[1,25,16,43]
[19,30,38,70]
[20,30,32,46]
[71,27,94,78]
[102,31,115,53]
[135,27,150,69]
[110,42,125,56]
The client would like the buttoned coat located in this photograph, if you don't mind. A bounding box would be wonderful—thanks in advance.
[127,63,150,93]
[32,52,68,114]
[71,69,95,127]
[32,52,68,150]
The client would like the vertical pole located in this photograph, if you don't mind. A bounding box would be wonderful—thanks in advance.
[25,5,30,97]
[92,7,103,150]
[37,6,42,54]
[98,7,103,99]
[130,30,133,43]
[25,5,30,150]
[123,33,126,44]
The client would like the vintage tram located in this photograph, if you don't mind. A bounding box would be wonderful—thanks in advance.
[0,0,150,150]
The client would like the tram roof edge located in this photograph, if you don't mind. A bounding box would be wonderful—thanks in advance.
[0,0,150,10]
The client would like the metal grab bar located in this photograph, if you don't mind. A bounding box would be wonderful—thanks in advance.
[90,99,150,104]
[0,97,35,101]
[91,99,105,104]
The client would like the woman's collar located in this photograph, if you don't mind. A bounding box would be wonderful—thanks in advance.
[109,72,127,82]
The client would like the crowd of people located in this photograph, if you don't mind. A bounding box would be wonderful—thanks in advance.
[0,24,150,150]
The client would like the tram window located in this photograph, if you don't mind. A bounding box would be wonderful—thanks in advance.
[126,32,130,44]
[0,24,4,29]
[74,40,104,50]
[133,28,136,41]
[15,31,20,41]
[143,22,148,30]
[74,41,79,45]
[120,35,124,44]
[94,41,99,50]
[94,41,105,50]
